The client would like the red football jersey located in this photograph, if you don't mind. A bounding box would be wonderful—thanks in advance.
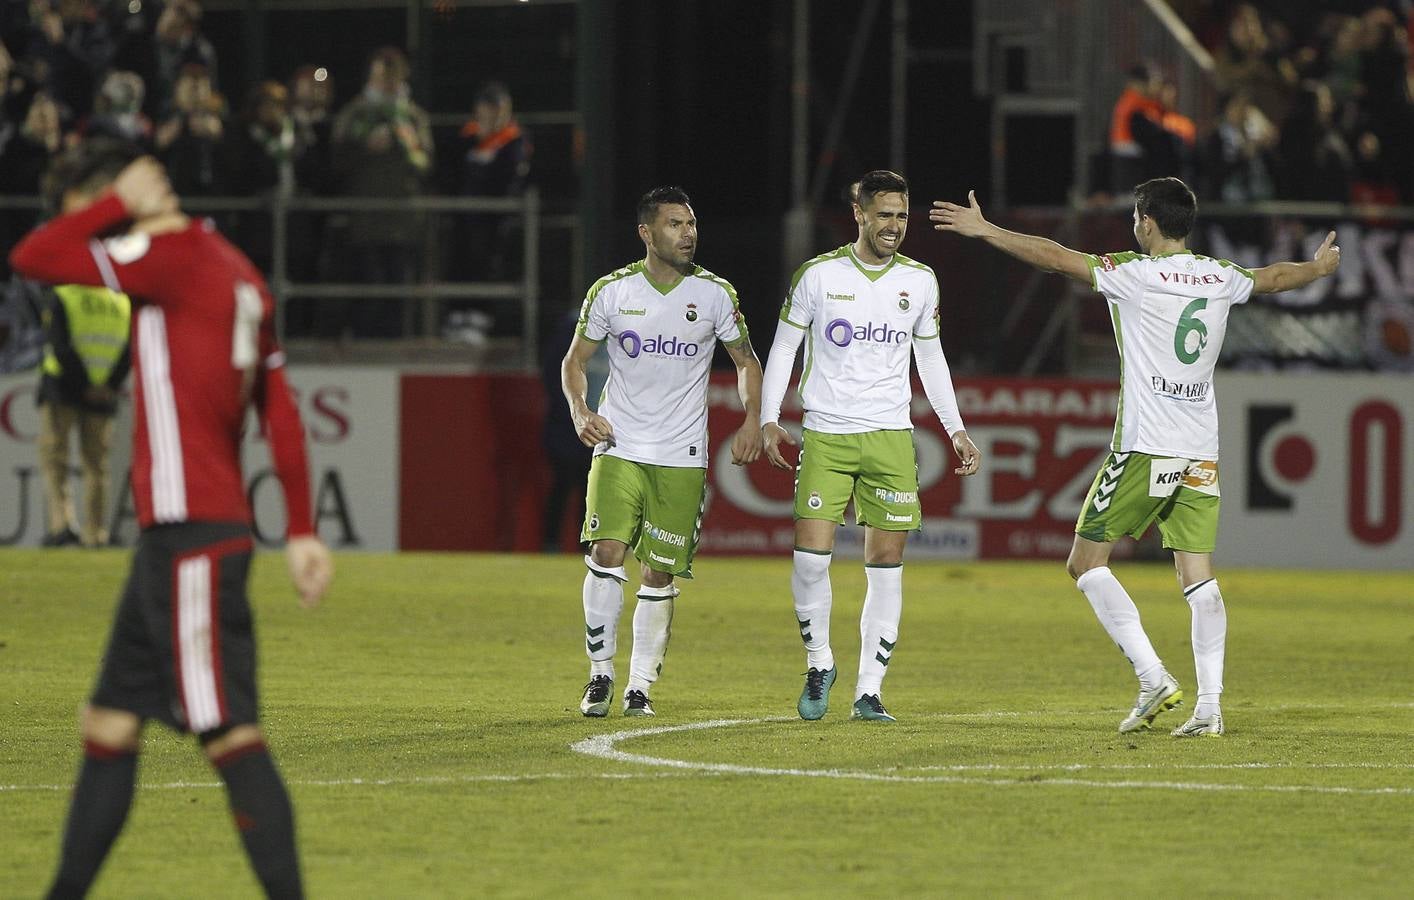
[11,194,314,536]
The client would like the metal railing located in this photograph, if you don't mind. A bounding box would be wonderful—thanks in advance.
[0,190,552,365]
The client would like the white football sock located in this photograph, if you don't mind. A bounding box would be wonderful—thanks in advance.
[583,556,626,678]
[1184,578,1226,717]
[792,549,834,671]
[627,584,677,695]
[1076,566,1164,690]
[856,564,902,699]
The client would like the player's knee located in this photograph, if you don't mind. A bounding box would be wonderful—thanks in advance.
[80,705,141,752]
[1065,556,1092,581]
[588,541,627,569]
[640,567,673,589]
[201,724,266,764]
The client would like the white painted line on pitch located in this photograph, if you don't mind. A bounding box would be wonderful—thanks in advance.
[569,718,1414,797]
[904,762,1414,773]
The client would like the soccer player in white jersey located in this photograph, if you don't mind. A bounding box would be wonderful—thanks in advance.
[932,177,1341,735]
[760,170,982,723]
[562,186,765,718]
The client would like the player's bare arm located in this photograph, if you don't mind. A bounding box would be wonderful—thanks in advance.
[1251,230,1341,294]
[930,190,1092,285]
[561,334,614,448]
[951,430,982,477]
[724,334,765,465]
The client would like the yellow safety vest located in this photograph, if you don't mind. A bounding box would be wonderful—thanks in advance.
[42,285,132,386]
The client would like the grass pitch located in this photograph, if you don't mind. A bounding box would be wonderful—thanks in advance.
[2,549,1411,897]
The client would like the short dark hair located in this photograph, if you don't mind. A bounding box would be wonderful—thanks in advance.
[851,170,908,209]
[42,137,144,212]
[1133,176,1196,239]
[637,186,691,225]
[474,81,511,107]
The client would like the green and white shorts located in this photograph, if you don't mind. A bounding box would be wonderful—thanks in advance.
[794,428,921,531]
[1075,450,1221,552]
[582,453,706,577]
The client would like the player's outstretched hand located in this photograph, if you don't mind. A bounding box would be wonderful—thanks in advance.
[285,535,333,609]
[762,421,797,470]
[952,430,982,477]
[731,421,763,466]
[572,409,615,449]
[1314,230,1341,276]
[112,157,178,220]
[930,190,990,238]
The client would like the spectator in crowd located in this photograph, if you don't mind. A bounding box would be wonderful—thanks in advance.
[225,80,302,272]
[1278,81,1353,202]
[1214,3,1297,126]
[330,46,432,338]
[451,80,531,275]
[284,64,337,334]
[29,0,115,121]
[1108,64,1165,192]
[1350,130,1401,207]
[0,89,61,255]
[103,0,161,112]
[77,68,149,144]
[0,89,61,194]
[1203,91,1277,202]
[154,0,216,111]
[154,61,224,195]
[289,64,335,196]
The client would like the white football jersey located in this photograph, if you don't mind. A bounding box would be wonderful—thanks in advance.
[1085,250,1255,460]
[778,245,940,433]
[577,261,746,467]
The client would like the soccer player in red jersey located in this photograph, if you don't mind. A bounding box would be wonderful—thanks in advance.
[11,140,334,900]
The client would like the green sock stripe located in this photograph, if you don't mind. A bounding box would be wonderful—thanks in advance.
[794,547,832,556]
[864,562,902,569]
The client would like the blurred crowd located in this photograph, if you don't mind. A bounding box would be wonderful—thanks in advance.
[0,0,532,337]
[1112,2,1412,205]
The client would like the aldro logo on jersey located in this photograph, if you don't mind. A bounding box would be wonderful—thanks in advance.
[619,330,699,359]
[824,318,907,348]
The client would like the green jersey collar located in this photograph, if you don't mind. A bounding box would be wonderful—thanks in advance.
[847,244,896,282]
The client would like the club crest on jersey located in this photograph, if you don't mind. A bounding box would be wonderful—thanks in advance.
[807,491,823,510]
[588,513,600,531]
[898,291,910,311]
[685,303,698,322]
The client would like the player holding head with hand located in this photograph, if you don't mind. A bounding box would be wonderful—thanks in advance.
[759,170,981,723]
[11,141,333,898]
[562,186,764,718]
[931,176,1340,736]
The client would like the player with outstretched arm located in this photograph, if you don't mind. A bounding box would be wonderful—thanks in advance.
[931,176,1341,735]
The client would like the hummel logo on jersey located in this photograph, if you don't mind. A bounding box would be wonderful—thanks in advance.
[885,513,913,523]
[826,291,856,302]
[618,307,646,316]
[619,330,699,358]
[649,551,677,566]
[824,318,907,348]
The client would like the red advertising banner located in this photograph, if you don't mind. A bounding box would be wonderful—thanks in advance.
[700,374,1135,560]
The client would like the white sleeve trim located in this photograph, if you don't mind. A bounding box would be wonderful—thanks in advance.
[88,240,123,293]
[912,336,965,436]
[759,319,806,427]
